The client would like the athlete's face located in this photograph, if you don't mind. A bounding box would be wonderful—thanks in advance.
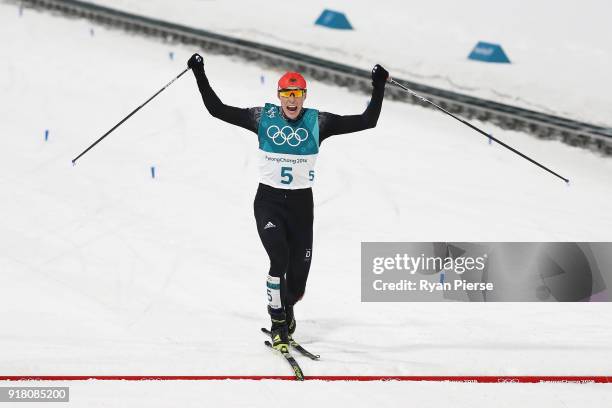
[278,89,306,120]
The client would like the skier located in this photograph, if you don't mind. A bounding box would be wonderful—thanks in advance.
[188,53,388,353]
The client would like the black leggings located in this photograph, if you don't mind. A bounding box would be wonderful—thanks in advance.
[254,183,313,309]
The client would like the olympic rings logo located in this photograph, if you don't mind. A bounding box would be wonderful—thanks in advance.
[266,125,309,147]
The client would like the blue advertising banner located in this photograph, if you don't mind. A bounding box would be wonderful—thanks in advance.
[315,9,353,30]
[468,41,511,63]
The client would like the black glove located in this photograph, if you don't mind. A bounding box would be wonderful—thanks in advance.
[187,53,204,71]
[371,64,389,86]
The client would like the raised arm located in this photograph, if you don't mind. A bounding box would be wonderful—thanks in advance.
[319,64,389,143]
[188,54,259,133]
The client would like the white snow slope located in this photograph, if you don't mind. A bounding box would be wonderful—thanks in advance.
[0,3,611,407]
[87,0,612,127]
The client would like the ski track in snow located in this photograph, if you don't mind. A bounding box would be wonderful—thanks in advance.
[85,0,612,126]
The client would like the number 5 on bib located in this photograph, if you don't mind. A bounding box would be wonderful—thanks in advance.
[281,167,293,184]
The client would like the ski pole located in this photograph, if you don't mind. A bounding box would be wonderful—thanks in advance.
[72,66,191,165]
[387,78,569,183]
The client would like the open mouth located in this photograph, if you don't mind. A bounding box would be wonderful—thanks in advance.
[287,105,298,112]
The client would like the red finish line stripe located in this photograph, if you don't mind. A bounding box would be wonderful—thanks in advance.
[1,376,610,383]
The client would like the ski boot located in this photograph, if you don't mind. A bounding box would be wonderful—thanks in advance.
[269,307,290,353]
[270,322,289,353]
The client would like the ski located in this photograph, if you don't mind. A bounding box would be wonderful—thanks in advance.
[261,328,320,360]
[264,340,305,381]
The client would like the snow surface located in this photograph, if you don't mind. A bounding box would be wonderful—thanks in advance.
[1,380,612,408]
[1,3,612,406]
[84,0,612,127]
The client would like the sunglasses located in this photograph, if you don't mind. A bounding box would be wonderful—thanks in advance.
[278,89,306,98]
